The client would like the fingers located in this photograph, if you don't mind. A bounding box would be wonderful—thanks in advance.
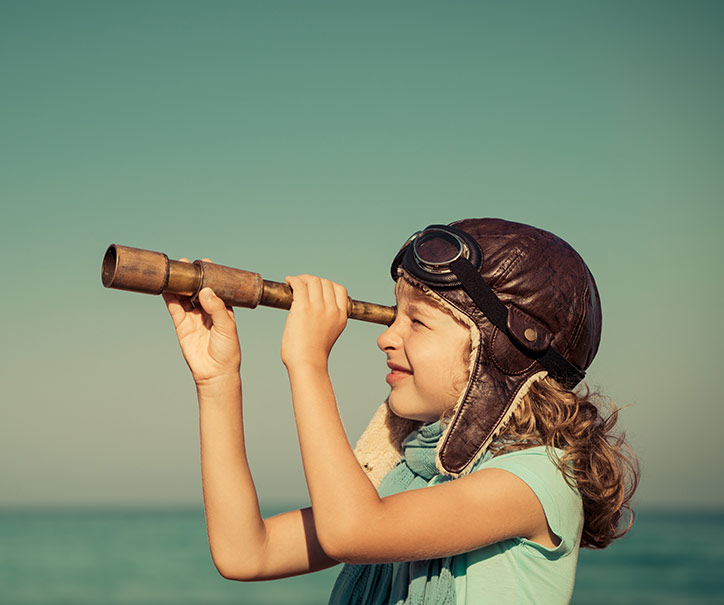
[162,291,200,329]
[197,287,236,334]
[320,278,337,308]
[322,279,350,317]
[163,257,220,321]
[285,275,308,305]
[285,275,348,314]
[162,292,187,328]
[333,282,349,316]
[286,275,322,306]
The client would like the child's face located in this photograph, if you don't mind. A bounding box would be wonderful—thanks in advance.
[377,285,471,423]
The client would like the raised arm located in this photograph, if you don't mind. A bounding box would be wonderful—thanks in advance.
[281,275,558,564]
[163,259,339,581]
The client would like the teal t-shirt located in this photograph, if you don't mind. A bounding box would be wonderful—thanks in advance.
[450,447,583,604]
[329,425,583,605]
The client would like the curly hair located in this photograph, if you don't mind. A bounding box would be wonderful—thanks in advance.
[488,376,640,549]
[394,275,638,548]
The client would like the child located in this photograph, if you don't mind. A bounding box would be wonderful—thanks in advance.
[163,218,638,604]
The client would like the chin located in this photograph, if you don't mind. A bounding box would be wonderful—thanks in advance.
[387,397,415,420]
[387,396,437,423]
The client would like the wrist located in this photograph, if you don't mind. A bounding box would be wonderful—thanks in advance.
[196,373,242,398]
[284,358,329,375]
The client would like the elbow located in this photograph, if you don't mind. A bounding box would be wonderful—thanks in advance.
[214,562,252,583]
[315,494,385,563]
[315,499,388,564]
[210,549,264,582]
[317,534,349,563]
[315,516,362,563]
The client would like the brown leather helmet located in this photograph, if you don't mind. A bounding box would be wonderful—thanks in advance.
[354,218,603,482]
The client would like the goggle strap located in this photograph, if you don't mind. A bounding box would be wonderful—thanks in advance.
[449,257,509,332]
[450,257,584,388]
[535,347,585,389]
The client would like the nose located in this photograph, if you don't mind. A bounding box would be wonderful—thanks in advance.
[377,315,403,352]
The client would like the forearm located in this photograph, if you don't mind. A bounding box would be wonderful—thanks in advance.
[164,284,336,579]
[287,363,382,555]
[197,375,267,579]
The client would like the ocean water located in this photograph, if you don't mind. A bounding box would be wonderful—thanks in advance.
[1,507,722,605]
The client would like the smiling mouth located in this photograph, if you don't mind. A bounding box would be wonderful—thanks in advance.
[386,369,412,384]
[386,361,411,372]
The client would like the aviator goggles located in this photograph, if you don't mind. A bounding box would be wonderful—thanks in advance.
[390,224,586,388]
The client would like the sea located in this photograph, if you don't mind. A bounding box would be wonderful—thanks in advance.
[1,507,722,605]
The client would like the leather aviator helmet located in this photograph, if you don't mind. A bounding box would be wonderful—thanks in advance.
[354,218,603,483]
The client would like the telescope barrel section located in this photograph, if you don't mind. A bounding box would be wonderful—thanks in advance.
[102,244,396,326]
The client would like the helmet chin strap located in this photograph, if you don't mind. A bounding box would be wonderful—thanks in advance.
[449,256,585,389]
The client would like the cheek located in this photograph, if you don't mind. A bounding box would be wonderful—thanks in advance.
[421,338,471,398]
[405,331,470,390]
[405,334,437,371]
[409,346,458,392]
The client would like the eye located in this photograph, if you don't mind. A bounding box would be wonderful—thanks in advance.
[411,318,427,328]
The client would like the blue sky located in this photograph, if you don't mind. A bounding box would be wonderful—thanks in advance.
[2,0,722,510]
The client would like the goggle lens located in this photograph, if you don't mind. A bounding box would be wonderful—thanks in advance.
[391,223,481,286]
[414,230,465,267]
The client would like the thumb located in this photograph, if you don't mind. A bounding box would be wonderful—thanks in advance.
[198,288,235,333]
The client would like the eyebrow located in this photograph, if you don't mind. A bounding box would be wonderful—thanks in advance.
[402,302,436,317]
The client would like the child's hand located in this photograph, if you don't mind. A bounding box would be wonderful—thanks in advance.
[281,275,349,369]
[163,259,241,386]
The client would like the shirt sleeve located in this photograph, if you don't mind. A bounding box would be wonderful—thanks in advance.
[480,447,583,558]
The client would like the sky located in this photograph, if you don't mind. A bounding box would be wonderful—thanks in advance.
[1,0,722,511]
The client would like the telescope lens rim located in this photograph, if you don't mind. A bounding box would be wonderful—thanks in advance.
[101,244,118,287]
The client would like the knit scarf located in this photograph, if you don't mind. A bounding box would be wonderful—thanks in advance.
[328,420,461,605]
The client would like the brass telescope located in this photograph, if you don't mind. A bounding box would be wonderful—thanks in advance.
[101,244,396,326]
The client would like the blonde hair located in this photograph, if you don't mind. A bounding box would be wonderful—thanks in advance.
[395,276,639,549]
[489,377,640,549]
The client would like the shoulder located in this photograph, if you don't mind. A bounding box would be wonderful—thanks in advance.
[476,446,582,506]
[476,446,576,486]
[473,446,583,554]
